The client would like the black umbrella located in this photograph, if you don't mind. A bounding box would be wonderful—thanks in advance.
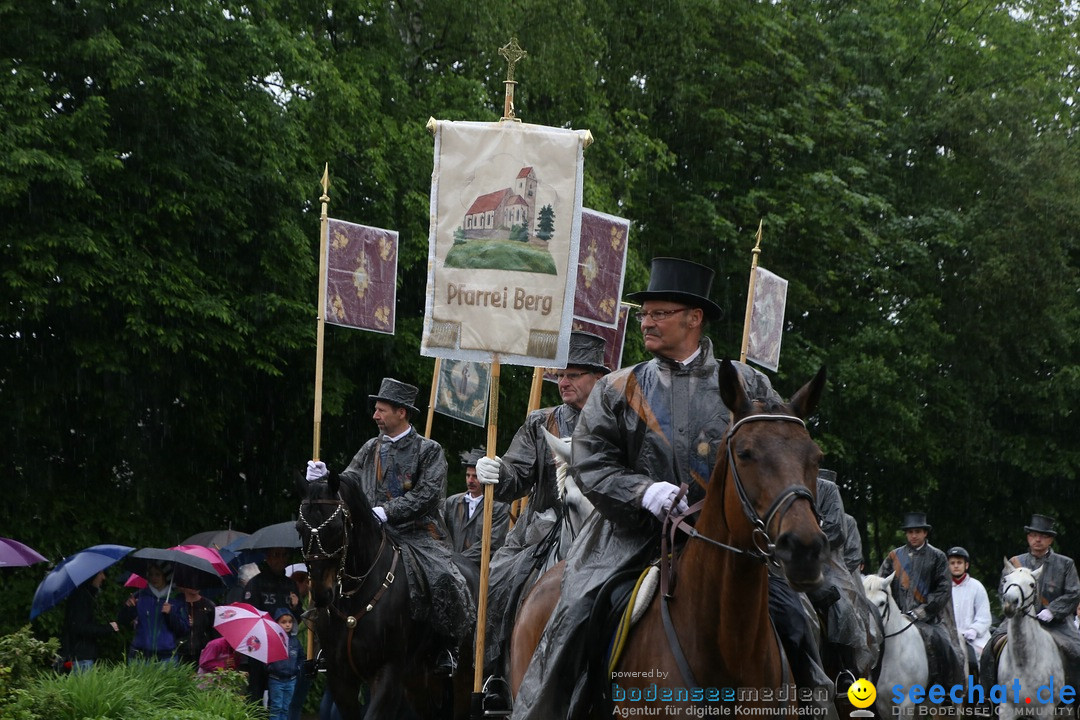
[123,547,227,589]
[235,521,301,550]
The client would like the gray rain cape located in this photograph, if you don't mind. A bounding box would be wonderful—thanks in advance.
[980,549,1080,687]
[485,402,581,673]
[879,542,965,689]
[810,477,882,678]
[340,427,475,647]
[511,338,779,719]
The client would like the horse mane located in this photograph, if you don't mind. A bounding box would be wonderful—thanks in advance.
[322,471,382,545]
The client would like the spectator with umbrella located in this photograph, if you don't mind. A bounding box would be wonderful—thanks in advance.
[61,570,120,671]
[118,561,189,663]
[30,544,134,670]
[238,528,302,706]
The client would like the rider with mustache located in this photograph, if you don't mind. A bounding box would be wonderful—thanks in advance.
[512,258,811,720]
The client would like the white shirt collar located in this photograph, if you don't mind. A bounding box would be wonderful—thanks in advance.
[677,346,702,369]
[383,427,412,443]
[464,493,483,518]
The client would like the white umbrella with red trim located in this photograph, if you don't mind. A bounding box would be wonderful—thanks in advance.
[212,602,289,664]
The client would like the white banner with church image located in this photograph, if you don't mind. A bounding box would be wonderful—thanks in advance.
[422,120,586,367]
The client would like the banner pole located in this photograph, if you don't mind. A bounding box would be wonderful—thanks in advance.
[473,356,500,698]
[739,219,764,364]
[312,164,330,461]
[424,359,441,439]
[307,163,330,664]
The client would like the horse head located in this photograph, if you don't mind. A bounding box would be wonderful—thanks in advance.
[540,426,594,547]
[863,572,896,620]
[297,472,383,608]
[713,360,827,592]
[1001,560,1042,618]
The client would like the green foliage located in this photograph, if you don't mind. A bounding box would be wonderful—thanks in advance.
[509,223,529,243]
[9,662,260,720]
[453,226,466,245]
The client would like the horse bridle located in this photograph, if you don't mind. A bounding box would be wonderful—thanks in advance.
[666,413,820,569]
[1002,575,1039,619]
[298,492,401,679]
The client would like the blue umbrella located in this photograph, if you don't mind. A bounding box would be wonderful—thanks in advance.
[30,544,134,620]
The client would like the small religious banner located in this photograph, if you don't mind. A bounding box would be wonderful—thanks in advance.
[434,359,491,427]
[324,219,398,334]
[423,120,586,367]
[746,267,788,372]
[573,209,630,329]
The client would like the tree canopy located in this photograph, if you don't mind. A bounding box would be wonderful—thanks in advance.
[1,0,1077,636]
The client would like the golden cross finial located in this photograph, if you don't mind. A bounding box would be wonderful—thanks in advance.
[499,38,527,82]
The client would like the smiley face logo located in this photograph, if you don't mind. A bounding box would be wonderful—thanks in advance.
[847,678,876,709]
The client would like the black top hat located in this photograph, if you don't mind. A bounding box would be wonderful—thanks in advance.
[459,447,485,467]
[368,377,420,416]
[566,331,610,374]
[1024,514,1058,537]
[946,546,970,561]
[900,511,931,531]
[625,257,724,321]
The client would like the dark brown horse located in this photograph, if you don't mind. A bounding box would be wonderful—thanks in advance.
[510,360,829,717]
[297,473,473,720]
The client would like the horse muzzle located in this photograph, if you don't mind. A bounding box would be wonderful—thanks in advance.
[772,529,826,592]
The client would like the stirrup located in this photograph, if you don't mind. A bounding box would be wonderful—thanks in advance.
[834,669,857,694]
[481,675,513,715]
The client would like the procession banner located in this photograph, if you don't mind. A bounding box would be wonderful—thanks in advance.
[745,267,788,372]
[573,209,630,329]
[422,120,586,367]
[433,359,491,427]
[324,219,398,334]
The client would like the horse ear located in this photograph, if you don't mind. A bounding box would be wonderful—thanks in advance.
[1003,557,1014,574]
[1031,564,1044,581]
[883,571,895,587]
[789,366,827,421]
[541,426,571,468]
[719,359,752,418]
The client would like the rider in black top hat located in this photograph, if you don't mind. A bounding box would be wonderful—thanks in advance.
[980,514,1080,690]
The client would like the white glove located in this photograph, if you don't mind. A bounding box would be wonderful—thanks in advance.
[641,482,689,520]
[372,507,387,524]
[1037,608,1054,623]
[963,628,977,642]
[476,457,501,485]
[306,461,328,482]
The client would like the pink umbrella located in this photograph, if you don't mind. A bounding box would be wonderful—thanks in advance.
[213,603,289,664]
[123,545,233,588]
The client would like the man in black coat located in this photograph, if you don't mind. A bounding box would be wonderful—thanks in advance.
[61,570,119,670]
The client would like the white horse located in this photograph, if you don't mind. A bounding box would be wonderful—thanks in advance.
[997,562,1064,719]
[863,573,928,717]
[539,426,594,571]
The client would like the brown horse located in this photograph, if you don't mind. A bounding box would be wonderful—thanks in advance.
[510,360,829,717]
[297,473,474,720]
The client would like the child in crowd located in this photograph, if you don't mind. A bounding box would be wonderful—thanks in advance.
[268,608,302,720]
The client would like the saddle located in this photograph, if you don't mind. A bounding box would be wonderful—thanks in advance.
[582,566,653,710]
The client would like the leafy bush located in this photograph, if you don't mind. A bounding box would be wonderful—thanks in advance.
[0,629,264,720]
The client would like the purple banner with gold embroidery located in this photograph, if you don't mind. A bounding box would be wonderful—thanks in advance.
[573,209,630,329]
[324,219,397,334]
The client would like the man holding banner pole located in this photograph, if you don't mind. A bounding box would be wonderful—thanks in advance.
[306,377,474,676]
[475,330,609,679]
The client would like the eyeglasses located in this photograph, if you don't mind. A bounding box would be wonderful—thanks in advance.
[634,307,690,323]
[554,371,589,381]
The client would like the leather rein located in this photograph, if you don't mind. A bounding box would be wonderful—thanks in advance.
[298,493,400,679]
[658,413,818,693]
